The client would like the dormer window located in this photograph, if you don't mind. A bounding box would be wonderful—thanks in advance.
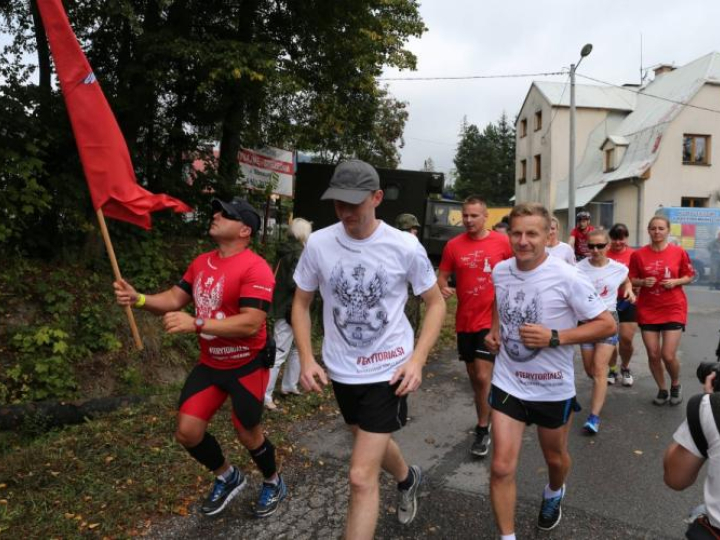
[605,148,616,172]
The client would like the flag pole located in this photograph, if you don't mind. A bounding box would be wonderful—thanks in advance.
[96,209,144,350]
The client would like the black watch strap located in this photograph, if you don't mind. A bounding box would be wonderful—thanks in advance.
[549,329,560,348]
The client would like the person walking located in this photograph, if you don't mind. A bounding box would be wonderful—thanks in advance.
[629,215,695,406]
[113,197,286,518]
[569,210,594,261]
[264,218,313,410]
[395,213,423,335]
[485,203,615,538]
[606,223,638,386]
[577,229,635,434]
[547,216,575,265]
[437,195,512,457]
[291,160,446,540]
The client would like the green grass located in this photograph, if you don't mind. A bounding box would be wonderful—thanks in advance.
[0,387,334,538]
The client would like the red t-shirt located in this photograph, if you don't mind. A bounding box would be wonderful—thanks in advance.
[607,246,635,300]
[628,244,694,325]
[181,249,275,369]
[571,225,595,258]
[439,230,513,332]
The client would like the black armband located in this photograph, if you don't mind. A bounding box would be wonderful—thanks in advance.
[177,279,192,296]
[238,297,271,312]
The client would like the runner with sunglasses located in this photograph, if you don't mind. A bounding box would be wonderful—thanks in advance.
[576,230,635,434]
[629,215,695,406]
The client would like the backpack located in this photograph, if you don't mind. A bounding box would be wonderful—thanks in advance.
[686,393,720,459]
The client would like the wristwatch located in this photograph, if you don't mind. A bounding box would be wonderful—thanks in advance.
[549,329,560,348]
[194,317,205,334]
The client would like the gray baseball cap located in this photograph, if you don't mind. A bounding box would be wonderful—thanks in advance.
[320,160,380,204]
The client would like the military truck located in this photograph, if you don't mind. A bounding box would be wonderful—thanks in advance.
[293,162,463,262]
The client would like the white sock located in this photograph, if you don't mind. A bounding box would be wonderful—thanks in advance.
[218,465,235,481]
[500,534,516,540]
[543,483,564,499]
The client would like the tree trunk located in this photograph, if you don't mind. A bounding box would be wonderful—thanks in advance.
[30,0,51,121]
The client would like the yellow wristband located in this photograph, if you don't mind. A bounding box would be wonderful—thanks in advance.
[134,294,146,308]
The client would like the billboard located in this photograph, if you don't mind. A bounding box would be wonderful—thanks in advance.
[239,147,294,197]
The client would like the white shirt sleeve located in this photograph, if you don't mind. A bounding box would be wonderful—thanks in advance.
[567,269,607,321]
[673,419,704,458]
[407,241,437,296]
[293,238,320,292]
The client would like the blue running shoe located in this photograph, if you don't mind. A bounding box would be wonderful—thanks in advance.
[201,467,247,516]
[253,475,288,518]
[537,484,565,531]
[583,414,600,435]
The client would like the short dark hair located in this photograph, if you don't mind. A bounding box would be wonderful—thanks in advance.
[509,202,551,231]
[609,223,629,240]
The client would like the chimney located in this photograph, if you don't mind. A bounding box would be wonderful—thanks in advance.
[653,64,675,77]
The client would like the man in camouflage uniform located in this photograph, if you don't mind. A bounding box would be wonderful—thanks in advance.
[395,213,422,334]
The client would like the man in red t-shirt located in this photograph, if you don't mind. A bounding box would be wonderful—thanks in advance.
[438,196,513,457]
[114,198,285,519]
[569,210,595,261]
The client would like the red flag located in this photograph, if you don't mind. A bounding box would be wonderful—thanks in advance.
[36,0,192,229]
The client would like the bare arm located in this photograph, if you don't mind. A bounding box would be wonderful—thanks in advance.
[162,307,267,338]
[620,278,636,303]
[391,284,446,395]
[437,269,455,299]
[568,235,576,248]
[484,299,501,353]
[292,287,328,392]
[114,279,191,314]
[519,310,616,348]
[663,443,704,491]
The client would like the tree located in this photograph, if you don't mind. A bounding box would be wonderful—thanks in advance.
[452,113,516,205]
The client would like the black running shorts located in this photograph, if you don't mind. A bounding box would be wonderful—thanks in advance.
[331,380,407,434]
[639,322,685,332]
[616,301,637,324]
[178,363,269,430]
[457,329,495,363]
[489,385,581,429]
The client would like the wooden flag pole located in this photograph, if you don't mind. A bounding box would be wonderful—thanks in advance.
[96,209,144,350]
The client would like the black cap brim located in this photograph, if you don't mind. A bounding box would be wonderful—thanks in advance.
[320,187,372,204]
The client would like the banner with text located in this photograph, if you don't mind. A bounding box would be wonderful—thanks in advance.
[239,147,294,197]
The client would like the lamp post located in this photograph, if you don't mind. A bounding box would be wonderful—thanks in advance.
[568,43,593,230]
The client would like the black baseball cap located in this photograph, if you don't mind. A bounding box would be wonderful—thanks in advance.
[321,160,380,204]
[211,197,261,235]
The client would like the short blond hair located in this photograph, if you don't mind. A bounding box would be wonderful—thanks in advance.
[509,203,551,231]
[289,218,312,245]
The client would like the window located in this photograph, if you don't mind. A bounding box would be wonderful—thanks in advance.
[519,159,527,183]
[681,197,709,208]
[533,154,541,180]
[519,118,527,138]
[534,110,542,131]
[384,183,400,200]
[604,148,615,172]
[683,135,710,164]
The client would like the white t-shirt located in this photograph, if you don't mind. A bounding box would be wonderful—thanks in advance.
[491,255,607,400]
[546,242,576,266]
[576,258,629,312]
[294,221,437,384]
[673,394,720,528]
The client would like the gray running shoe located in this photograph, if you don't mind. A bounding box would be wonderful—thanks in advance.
[670,385,683,406]
[653,389,669,406]
[397,465,422,525]
[471,428,491,457]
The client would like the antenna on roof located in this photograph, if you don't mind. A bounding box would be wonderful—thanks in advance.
[640,33,643,86]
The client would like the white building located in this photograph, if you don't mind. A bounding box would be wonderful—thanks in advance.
[515,52,720,244]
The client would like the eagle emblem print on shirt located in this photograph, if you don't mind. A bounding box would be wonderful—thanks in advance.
[193,271,226,340]
[330,262,389,347]
[498,288,542,362]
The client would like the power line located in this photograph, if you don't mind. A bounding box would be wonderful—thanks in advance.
[378,70,566,82]
[575,72,720,115]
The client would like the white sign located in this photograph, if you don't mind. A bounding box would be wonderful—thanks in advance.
[239,147,294,197]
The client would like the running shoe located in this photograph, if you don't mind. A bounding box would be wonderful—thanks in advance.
[670,385,683,406]
[621,368,634,387]
[653,389,670,406]
[607,368,618,385]
[264,399,278,411]
[583,414,600,435]
[470,427,491,457]
[537,484,565,531]
[200,467,247,516]
[397,465,422,525]
[253,475,287,518]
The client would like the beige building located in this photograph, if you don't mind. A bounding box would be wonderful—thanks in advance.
[515,52,720,244]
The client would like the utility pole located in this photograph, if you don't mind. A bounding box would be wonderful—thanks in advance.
[568,44,593,230]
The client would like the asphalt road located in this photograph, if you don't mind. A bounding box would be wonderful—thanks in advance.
[148,286,720,539]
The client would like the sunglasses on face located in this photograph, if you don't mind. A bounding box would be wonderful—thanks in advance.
[588,243,608,250]
[220,210,244,223]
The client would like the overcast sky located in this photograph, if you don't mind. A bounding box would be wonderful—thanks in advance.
[383,0,720,176]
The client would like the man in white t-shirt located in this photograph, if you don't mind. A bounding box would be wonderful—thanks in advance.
[664,373,720,537]
[292,160,446,539]
[485,203,615,539]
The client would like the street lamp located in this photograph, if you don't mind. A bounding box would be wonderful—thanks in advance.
[568,43,593,231]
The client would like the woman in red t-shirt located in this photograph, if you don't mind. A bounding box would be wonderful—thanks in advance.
[629,216,695,407]
[606,223,637,387]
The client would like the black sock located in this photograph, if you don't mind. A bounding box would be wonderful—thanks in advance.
[185,432,225,472]
[476,425,489,436]
[398,466,415,491]
[249,437,277,479]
